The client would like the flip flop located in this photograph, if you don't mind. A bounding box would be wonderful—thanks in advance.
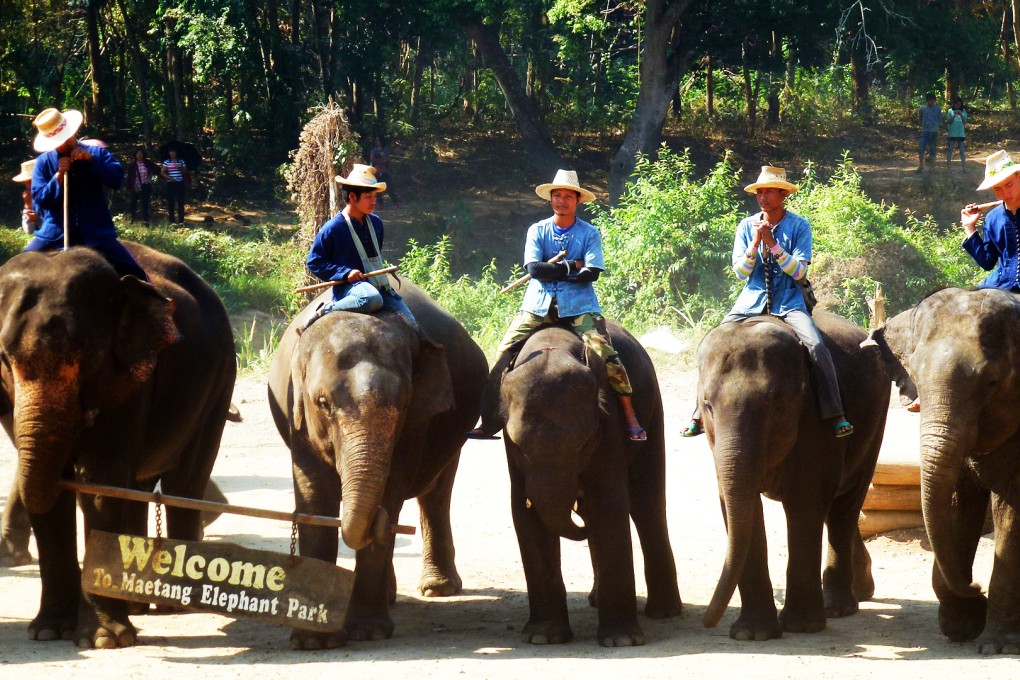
[627,427,647,442]
[465,428,500,441]
[834,420,855,438]
[681,421,704,437]
[906,398,920,413]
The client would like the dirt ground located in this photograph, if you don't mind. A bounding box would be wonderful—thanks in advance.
[0,360,1014,679]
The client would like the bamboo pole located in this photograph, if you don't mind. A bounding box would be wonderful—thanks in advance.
[294,265,399,294]
[62,172,69,251]
[58,480,416,535]
[974,200,1001,212]
[500,250,568,294]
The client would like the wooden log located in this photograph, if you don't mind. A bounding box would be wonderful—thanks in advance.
[862,483,921,511]
[871,461,921,486]
[859,509,925,538]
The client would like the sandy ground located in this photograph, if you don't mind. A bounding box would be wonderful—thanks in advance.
[0,360,1013,679]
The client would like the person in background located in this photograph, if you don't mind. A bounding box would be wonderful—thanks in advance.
[126,148,159,226]
[161,148,188,225]
[916,93,942,172]
[12,160,38,234]
[369,136,400,208]
[29,107,147,280]
[945,97,968,171]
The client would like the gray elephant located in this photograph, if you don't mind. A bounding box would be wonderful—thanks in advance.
[497,321,682,646]
[0,244,235,648]
[268,276,487,650]
[864,287,1020,654]
[697,312,889,640]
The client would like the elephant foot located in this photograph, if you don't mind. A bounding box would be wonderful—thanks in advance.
[823,588,860,618]
[418,566,462,598]
[73,619,138,649]
[644,591,683,619]
[729,611,782,641]
[344,609,394,641]
[976,630,1020,655]
[522,618,573,645]
[597,620,646,647]
[290,627,348,650]
[780,605,826,634]
[0,538,32,567]
[938,595,987,642]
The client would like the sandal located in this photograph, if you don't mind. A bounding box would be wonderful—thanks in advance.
[465,427,500,441]
[906,398,920,413]
[681,420,704,437]
[627,426,647,442]
[833,420,854,438]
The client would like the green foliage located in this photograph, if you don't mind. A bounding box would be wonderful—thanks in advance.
[235,316,284,374]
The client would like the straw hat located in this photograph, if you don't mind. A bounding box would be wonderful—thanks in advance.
[335,163,387,192]
[11,159,35,183]
[977,150,1020,191]
[32,108,83,152]
[744,166,799,194]
[535,169,596,204]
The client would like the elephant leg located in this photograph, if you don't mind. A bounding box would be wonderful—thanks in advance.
[626,431,682,619]
[75,493,138,648]
[344,534,398,642]
[729,496,782,641]
[1,476,33,566]
[585,475,644,647]
[509,457,572,644]
[416,454,463,597]
[290,446,347,650]
[976,493,1020,655]
[933,471,989,643]
[823,481,875,617]
[780,499,827,634]
[27,487,80,642]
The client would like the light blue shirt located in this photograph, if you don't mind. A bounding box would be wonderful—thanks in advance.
[729,211,812,316]
[520,217,604,317]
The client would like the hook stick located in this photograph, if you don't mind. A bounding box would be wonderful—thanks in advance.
[500,250,568,294]
[295,265,400,294]
[62,172,69,251]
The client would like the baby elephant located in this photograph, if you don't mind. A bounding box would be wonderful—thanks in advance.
[498,321,682,646]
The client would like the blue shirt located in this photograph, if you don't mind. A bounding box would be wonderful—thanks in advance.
[307,212,384,301]
[520,217,604,317]
[729,211,812,316]
[31,143,123,245]
[962,204,1020,291]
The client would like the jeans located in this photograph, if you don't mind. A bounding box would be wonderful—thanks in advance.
[947,138,966,165]
[919,131,938,163]
[165,182,186,223]
[323,281,418,332]
[129,184,152,224]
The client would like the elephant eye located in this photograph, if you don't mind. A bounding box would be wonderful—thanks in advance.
[316,396,331,411]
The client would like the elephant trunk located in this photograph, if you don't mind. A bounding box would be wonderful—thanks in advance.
[919,402,983,600]
[14,370,80,514]
[337,409,399,552]
[526,471,589,541]
[703,435,761,628]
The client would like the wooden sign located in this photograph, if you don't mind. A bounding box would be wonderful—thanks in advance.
[83,531,354,632]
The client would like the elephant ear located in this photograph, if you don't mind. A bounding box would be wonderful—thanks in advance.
[861,320,918,404]
[408,339,455,427]
[114,276,181,383]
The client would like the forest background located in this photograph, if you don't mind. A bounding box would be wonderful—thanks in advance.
[1,0,1019,368]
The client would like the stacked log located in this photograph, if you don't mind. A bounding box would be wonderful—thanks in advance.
[859,461,924,538]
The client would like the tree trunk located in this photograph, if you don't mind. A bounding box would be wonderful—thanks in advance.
[117,0,154,148]
[291,0,301,45]
[1012,0,1020,70]
[608,0,693,203]
[85,3,104,127]
[742,41,756,135]
[850,34,871,120]
[465,21,565,176]
[311,0,330,97]
[409,37,425,124]
[706,54,714,117]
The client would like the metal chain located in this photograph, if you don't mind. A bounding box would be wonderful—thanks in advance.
[289,512,299,565]
[153,491,164,541]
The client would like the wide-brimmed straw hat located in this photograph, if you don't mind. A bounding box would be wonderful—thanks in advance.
[535,169,596,204]
[335,163,387,192]
[32,108,83,152]
[977,150,1020,191]
[744,166,798,194]
[11,159,35,183]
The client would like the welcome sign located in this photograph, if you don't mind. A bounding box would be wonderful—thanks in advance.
[83,531,354,631]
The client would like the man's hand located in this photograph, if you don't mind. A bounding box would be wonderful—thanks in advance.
[69,148,92,163]
[754,214,777,248]
[346,269,366,283]
[961,204,982,237]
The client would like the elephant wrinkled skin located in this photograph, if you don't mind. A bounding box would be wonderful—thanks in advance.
[497,322,682,647]
[697,312,889,640]
[0,244,235,649]
[268,276,487,650]
[865,287,1020,655]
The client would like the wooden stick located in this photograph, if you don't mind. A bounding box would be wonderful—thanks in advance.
[295,265,400,294]
[62,172,69,251]
[58,480,416,535]
[500,250,568,294]
[974,200,1002,213]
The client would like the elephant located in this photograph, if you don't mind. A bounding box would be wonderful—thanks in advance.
[0,243,236,648]
[268,276,488,650]
[696,311,889,640]
[863,286,1020,654]
[496,321,683,647]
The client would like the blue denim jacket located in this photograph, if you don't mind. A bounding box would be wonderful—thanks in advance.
[31,144,123,246]
[729,211,812,316]
[520,217,604,317]
[963,205,1020,291]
